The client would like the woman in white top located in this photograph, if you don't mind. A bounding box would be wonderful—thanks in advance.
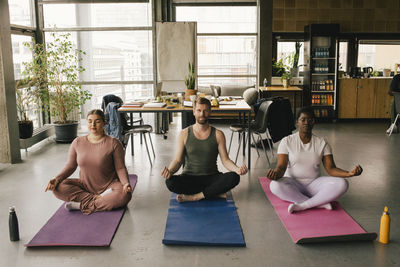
[266,107,363,213]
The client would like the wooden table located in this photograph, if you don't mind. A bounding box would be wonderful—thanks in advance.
[259,86,303,117]
[119,100,253,168]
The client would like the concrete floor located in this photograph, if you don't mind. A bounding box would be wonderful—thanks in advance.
[1,118,399,267]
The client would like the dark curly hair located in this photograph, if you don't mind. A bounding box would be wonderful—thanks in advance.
[296,106,315,121]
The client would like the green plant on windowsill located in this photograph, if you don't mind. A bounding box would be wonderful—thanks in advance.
[293,41,302,70]
[272,58,286,76]
[184,62,196,90]
[281,71,292,88]
[281,71,292,82]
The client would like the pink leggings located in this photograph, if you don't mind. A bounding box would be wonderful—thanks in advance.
[53,179,132,214]
[270,176,348,209]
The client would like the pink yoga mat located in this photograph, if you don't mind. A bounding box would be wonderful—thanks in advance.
[259,177,377,243]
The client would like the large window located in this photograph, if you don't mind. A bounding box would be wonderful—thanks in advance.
[276,41,305,74]
[43,3,151,28]
[358,42,400,72]
[11,34,33,80]
[8,0,35,27]
[338,41,348,72]
[176,5,257,87]
[8,0,43,128]
[42,1,154,113]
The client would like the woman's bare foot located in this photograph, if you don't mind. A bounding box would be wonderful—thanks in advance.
[317,203,332,210]
[65,201,80,211]
[176,192,205,202]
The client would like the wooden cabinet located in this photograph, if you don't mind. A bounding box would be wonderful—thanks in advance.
[357,79,376,118]
[375,79,392,118]
[338,78,392,119]
[338,79,357,118]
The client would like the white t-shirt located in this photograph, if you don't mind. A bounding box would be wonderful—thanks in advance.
[277,132,332,185]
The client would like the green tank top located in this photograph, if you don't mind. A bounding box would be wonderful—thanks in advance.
[182,126,219,176]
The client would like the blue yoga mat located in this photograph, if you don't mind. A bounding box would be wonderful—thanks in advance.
[162,193,246,247]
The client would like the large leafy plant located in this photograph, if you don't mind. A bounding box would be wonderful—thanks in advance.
[15,78,41,122]
[23,32,92,124]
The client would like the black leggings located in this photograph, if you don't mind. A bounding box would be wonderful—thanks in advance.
[165,172,240,198]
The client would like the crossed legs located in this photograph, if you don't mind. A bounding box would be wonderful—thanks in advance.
[165,172,240,202]
[269,176,348,213]
[53,179,132,214]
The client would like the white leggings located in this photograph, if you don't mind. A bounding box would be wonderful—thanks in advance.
[269,176,348,210]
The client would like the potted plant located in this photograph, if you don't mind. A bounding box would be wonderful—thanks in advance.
[184,62,197,100]
[23,32,92,142]
[15,78,40,139]
[281,71,292,88]
[272,58,285,76]
[291,42,302,77]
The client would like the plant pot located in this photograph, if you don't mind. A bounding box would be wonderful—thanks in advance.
[282,79,290,88]
[383,69,391,77]
[54,121,78,143]
[18,121,33,139]
[185,89,197,101]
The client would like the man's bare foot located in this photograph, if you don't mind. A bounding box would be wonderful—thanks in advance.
[218,193,227,199]
[176,192,205,202]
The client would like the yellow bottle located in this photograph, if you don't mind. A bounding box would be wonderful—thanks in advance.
[379,206,390,244]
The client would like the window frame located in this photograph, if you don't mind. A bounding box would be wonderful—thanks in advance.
[40,0,155,89]
[272,33,304,77]
[9,0,48,127]
[173,2,258,87]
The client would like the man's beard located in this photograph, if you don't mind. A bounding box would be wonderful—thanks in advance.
[197,117,208,124]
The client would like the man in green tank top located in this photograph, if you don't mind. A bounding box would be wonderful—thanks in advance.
[161,97,248,202]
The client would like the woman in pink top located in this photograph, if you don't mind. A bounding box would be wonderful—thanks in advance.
[45,109,132,214]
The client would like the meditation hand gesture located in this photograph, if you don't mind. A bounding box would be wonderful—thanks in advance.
[122,183,132,194]
[161,166,172,179]
[236,164,248,175]
[266,168,281,181]
[347,164,363,177]
[45,178,59,192]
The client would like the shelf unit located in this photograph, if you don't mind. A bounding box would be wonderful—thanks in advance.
[303,24,339,120]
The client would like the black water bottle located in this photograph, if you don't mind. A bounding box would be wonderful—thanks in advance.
[9,206,20,241]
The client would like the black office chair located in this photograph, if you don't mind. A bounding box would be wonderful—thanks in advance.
[228,100,274,165]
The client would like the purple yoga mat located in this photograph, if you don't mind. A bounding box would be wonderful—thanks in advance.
[26,174,137,247]
[259,177,377,243]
